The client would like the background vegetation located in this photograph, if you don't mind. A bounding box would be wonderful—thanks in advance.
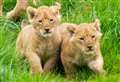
[0,0,120,82]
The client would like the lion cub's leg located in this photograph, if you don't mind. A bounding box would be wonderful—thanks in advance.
[61,53,76,78]
[43,56,58,73]
[88,56,106,75]
[7,0,28,20]
[26,51,43,74]
[0,0,3,16]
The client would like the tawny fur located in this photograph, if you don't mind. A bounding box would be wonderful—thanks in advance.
[6,0,39,20]
[7,0,28,20]
[60,19,105,78]
[0,0,2,16]
[21,19,29,29]
[16,3,61,74]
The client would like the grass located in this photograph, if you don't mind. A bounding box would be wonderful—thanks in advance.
[0,0,120,82]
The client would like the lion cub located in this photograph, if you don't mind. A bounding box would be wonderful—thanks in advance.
[60,19,105,78]
[16,3,61,74]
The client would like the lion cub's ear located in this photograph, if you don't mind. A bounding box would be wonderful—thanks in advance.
[93,19,101,31]
[67,24,77,35]
[93,19,102,37]
[50,2,61,15]
[27,6,36,22]
[21,19,29,29]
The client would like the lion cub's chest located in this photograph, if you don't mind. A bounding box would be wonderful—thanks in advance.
[36,37,59,61]
[73,52,97,65]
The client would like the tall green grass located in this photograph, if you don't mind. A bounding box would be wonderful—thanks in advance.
[0,0,120,82]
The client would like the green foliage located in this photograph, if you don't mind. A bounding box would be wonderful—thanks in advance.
[0,0,120,82]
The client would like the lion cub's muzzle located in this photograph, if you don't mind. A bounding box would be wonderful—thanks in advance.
[41,28,54,37]
[87,45,94,51]
[85,45,95,53]
[44,28,51,34]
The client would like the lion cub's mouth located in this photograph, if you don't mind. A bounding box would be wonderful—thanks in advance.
[85,48,95,54]
[39,28,54,37]
[44,32,52,35]
[87,48,94,52]
[44,30,52,34]
[42,30,53,37]
[44,28,52,33]
[44,31,51,34]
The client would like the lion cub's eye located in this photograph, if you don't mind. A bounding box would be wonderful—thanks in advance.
[38,20,42,23]
[92,35,95,38]
[49,19,54,22]
[80,37,84,40]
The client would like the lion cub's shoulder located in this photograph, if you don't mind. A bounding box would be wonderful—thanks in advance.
[16,25,39,53]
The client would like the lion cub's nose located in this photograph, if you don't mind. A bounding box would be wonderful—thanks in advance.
[45,28,50,33]
[87,46,93,50]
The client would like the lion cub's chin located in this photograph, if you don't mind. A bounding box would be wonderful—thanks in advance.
[84,50,95,55]
[41,32,53,37]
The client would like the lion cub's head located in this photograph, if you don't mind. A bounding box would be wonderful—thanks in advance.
[68,19,102,54]
[27,2,61,37]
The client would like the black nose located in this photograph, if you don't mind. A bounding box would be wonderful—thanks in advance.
[87,46,93,50]
[45,29,50,32]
